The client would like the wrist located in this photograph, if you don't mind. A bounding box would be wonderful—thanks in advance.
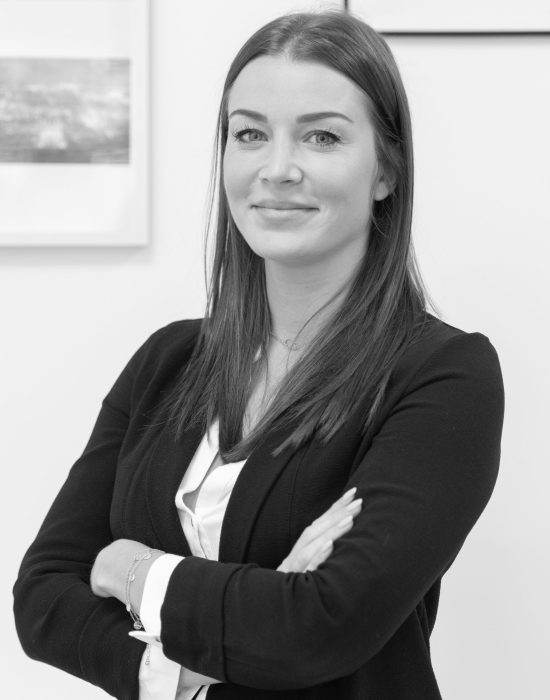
[127,548,165,618]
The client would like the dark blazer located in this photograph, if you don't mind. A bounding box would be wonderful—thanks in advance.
[13,314,505,699]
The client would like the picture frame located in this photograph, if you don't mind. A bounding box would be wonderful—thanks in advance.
[347,0,550,34]
[0,0,150,246]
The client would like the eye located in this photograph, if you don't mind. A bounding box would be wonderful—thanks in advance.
[308,129,342,149]
[229,124,343,149]
[230,123,265,144]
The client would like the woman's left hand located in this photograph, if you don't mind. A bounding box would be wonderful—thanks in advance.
[90,539,164,614]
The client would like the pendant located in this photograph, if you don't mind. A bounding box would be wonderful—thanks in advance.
[283,339,300,351]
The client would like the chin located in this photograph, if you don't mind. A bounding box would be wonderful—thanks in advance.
[245,237,303,260]
[262,249,327,268]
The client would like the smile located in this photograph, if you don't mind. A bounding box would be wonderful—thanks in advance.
[252,206,317,221]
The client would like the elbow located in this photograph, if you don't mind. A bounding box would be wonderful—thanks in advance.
[13,574,40,661]
[12,566,84,666]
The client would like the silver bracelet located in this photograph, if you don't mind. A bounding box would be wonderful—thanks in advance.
[125,548,159,630]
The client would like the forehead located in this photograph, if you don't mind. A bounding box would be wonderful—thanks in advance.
[227,55,370,120]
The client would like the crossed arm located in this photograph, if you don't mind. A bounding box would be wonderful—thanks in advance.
[13,331,504,697]
[88,489,362,692]
[90,487,362,612]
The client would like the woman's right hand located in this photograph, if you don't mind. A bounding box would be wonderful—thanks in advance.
[277,487,362,573]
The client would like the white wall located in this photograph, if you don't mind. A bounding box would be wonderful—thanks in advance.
[383,34,550,699]
[2,1,548,698]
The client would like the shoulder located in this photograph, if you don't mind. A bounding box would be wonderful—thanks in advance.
[398,312,501,377]
[132,318,203,369]
[128,318,204,388]
[389,312,504,413]
[103,319,203,411]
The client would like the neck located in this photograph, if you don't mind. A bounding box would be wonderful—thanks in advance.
[264,258,359,343]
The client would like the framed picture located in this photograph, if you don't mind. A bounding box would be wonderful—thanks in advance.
[347,0,550,34]
[0,0,150,246]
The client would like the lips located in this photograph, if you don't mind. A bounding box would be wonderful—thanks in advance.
[253,200,316,210]
[252,206,316,223]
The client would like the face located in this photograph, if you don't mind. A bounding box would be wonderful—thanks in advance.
[223,55,391,272]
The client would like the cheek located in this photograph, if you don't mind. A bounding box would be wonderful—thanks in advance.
[222,152,238,203]
[222,159,251,233]
[327,157,377,206]
[222,151,250,202]
[318,162,376,232]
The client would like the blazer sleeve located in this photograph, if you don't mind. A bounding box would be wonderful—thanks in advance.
[156,332,505,690]
[12,327,169,700]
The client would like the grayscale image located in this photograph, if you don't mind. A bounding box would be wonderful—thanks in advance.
[0,57,130,164]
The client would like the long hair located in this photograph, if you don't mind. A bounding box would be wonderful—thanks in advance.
[157,9,439,461]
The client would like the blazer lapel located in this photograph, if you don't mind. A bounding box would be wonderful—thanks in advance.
[218,405,372,564]
[145,421,203,556]
[218,425,300,564]
[144,416,327,564]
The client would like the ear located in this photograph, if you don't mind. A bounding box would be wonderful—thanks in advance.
[373,165,396,201]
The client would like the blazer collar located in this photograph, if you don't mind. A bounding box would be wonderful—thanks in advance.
[145,419,298,562]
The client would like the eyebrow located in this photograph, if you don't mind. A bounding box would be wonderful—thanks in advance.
[227,108,354,124]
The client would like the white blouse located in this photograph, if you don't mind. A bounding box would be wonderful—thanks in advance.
[130,418,248,700]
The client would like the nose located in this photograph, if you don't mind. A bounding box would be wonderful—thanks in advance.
[258,138,303,184]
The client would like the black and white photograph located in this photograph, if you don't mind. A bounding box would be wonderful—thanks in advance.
[0,0,149,245]
[2,2,548,700]
[349,0,550,33]
[0,57,130,164]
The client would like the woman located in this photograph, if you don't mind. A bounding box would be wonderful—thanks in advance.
[13,9,504,700]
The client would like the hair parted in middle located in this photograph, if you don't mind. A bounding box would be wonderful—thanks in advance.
[155,9,438,462]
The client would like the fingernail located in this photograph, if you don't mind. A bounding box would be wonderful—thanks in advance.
[345,498,363,512]
[341,487,357,502]
[337,515,353,528]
